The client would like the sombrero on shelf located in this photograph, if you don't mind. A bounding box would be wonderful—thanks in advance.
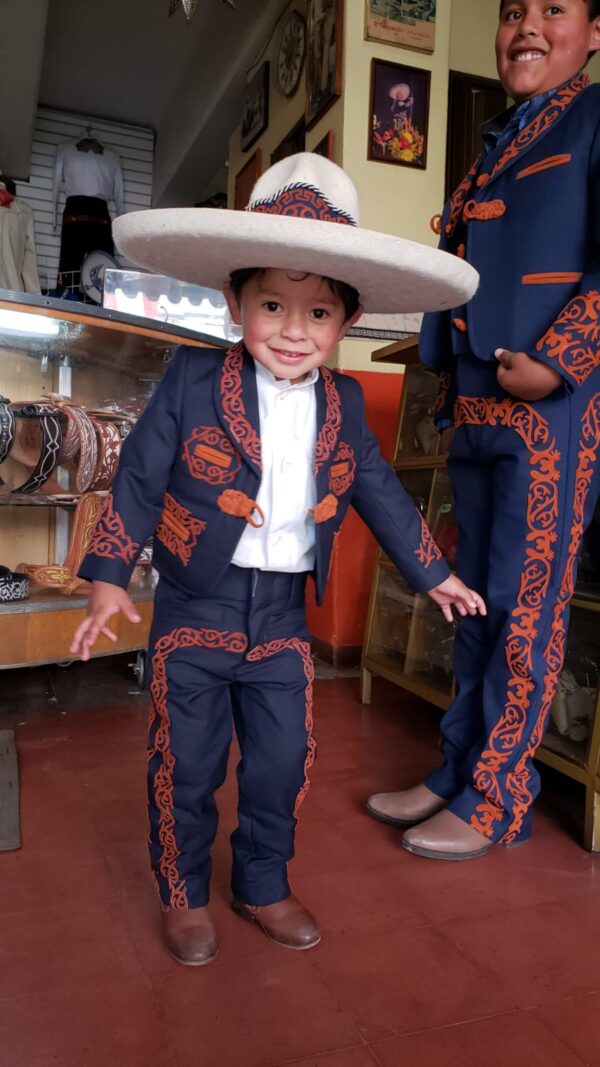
[113,152,478,315]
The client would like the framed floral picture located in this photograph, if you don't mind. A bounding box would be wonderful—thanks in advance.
[365,0,436,55]
[305,0,344,130]
[368,59,430,169]
[241,62,270,152]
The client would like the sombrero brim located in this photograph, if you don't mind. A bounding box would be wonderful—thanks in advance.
[113,209,478,315]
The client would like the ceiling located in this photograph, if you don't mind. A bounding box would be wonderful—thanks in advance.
[1,0,289,204]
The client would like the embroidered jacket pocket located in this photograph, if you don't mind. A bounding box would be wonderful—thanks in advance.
[156,493,206,566]
[516,154,572,180]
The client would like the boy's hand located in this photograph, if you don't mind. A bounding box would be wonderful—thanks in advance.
[495,349,562,401]
[70,580,142,662]
[427,575,487,623]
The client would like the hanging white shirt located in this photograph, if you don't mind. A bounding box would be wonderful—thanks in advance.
[232,362,318,573]
[53,143,124,225]
[0,198,41,293]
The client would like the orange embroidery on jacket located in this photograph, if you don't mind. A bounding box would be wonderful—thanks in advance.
[314,368,342,475]
[415,515,443,569]
[156,493,206,566]
[445,157,481,238]
[453,317,468,333]
[182,426,242,485]
[220,343,262,470]
[522,272,583,286]
[149,626,248,909]
[504,394,600,842]
[310,494,338,523]
[453,397,561,841]
[476,173,490,188]
[463,199,506,222]
[217,489,265,527]
[517,153,572,180]
[87,492,139,564]
[536,290,600,384]
[246,638,315,818]
[329,441,356,496]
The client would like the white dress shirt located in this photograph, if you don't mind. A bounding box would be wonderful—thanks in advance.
[232,362,318,572]
[53,143,124,226]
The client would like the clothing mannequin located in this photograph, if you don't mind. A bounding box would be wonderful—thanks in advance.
[53,132,123,288]
[0,174,41,294]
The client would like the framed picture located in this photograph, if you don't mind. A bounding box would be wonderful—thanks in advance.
[312,129,334,160]
[241,62,270,152]
[271,119,306,166]
[305,0,344,131]
[234,150,262,210]
[365,0,436,55]
[368,59,430,169]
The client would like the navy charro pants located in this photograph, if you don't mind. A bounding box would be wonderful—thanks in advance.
[426,355,600,843]
[147,566,313,910]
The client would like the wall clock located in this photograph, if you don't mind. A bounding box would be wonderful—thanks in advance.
[276,10,306,98]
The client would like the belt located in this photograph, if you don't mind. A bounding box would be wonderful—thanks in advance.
[10,403,63,495]
[0,566,29,602]
[44,396,98,492]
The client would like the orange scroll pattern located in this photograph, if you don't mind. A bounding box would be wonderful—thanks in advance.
[445,156,481,239]
[453,396,561,840]
[219,343,262,470]
[155,493,206,566]
[182,426,242,485]
[87,492,140,564]
[246,638,315,818]
[434,372,452,415]
[536,290,600,386]
[314,368,342,475]
[415,515,444,569]
[328,441,356,497]
[149,626,248,909]
[504,392,600,842]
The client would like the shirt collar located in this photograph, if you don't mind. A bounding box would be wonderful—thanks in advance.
[253,359,319,392]
[480,72,582,153]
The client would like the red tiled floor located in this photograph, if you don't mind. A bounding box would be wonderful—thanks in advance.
[1,661,599,1067]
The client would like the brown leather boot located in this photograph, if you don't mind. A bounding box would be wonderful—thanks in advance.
[402,809,496,861]
[366,784,448,827]
[162,906,218,966]
[231,894,321,950]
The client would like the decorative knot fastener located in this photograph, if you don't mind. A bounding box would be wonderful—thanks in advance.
[429,213,442,236]
[217,489,265,528]
[463,199,506,222]
[310,494,338,524]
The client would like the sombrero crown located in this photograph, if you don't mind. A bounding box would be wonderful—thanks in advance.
[113,152,478,315]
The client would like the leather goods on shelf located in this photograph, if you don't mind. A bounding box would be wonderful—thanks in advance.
[17,491,104,596]
[43,395,98,492]
[0,566,29,603]
[0,397,15,489]
[9,403,63,494]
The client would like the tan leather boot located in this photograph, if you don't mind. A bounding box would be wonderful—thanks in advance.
[231,894,321,950]
[366,783,448,827]
[162,906,218,966]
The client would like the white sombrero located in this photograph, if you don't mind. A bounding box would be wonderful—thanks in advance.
[113,153,478,315]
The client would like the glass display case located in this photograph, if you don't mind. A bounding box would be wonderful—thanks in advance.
[0,289,224,679]
[361,354,600,850]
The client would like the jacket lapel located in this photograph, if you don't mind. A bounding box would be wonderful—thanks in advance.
[313,366,342,497]
[213,342,262,475]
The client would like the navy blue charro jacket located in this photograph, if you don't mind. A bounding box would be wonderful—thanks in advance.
[79,342,451,603]
[420,75,600,396]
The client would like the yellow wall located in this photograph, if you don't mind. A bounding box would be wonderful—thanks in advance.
[450,0,500,80]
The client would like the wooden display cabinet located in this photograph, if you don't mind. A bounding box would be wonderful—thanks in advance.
[361,349,600,850]
[0,291,222,682]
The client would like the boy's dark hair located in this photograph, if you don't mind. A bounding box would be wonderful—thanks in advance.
[228,267,361,322]
[499,0,599,16]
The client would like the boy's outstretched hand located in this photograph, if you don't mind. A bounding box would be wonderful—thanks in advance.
[70,579,142,662]
[495,349,561,401]
[427,574,486,623]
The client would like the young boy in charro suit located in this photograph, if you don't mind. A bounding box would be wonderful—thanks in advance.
[69,153,482,964]
[368,0,600,859]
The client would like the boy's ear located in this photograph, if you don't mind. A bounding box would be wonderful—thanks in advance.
[591,16,600,54]
[223,282,242,325]
[336,304,364,342]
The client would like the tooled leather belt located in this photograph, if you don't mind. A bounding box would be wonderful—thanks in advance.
[44,396,98,492]
[0,565,29,602]
[0,396,15,486]
[10,403,63,494]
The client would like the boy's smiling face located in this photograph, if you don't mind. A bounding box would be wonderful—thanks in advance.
[496,0,600,102]
[223,269,362,381]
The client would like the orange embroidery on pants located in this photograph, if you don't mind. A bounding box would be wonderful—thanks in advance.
[504,393,600,842]
[246,638,315,818]
[453,397,561,840]
[536,290,600,385]
[522,272,582,286]
[87,492,139,564]
[516,153,572,180]
[149,626,248,909]
[217,489,265,527]
[156,493,206,566]
[463,199,506,222]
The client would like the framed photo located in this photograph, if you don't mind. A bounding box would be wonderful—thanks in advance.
[312,130,334,160]
[305,0,344,131]
[365,1,436,55]
[241,62,270,152]
[368,59,430,170]
[234,150,262,210]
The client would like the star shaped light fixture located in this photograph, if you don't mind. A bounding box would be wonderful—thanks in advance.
[169,0,235,20]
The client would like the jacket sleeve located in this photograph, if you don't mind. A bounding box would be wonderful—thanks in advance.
[529,119,600,390]
[78,346,189,589]
[347,378,451,593]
